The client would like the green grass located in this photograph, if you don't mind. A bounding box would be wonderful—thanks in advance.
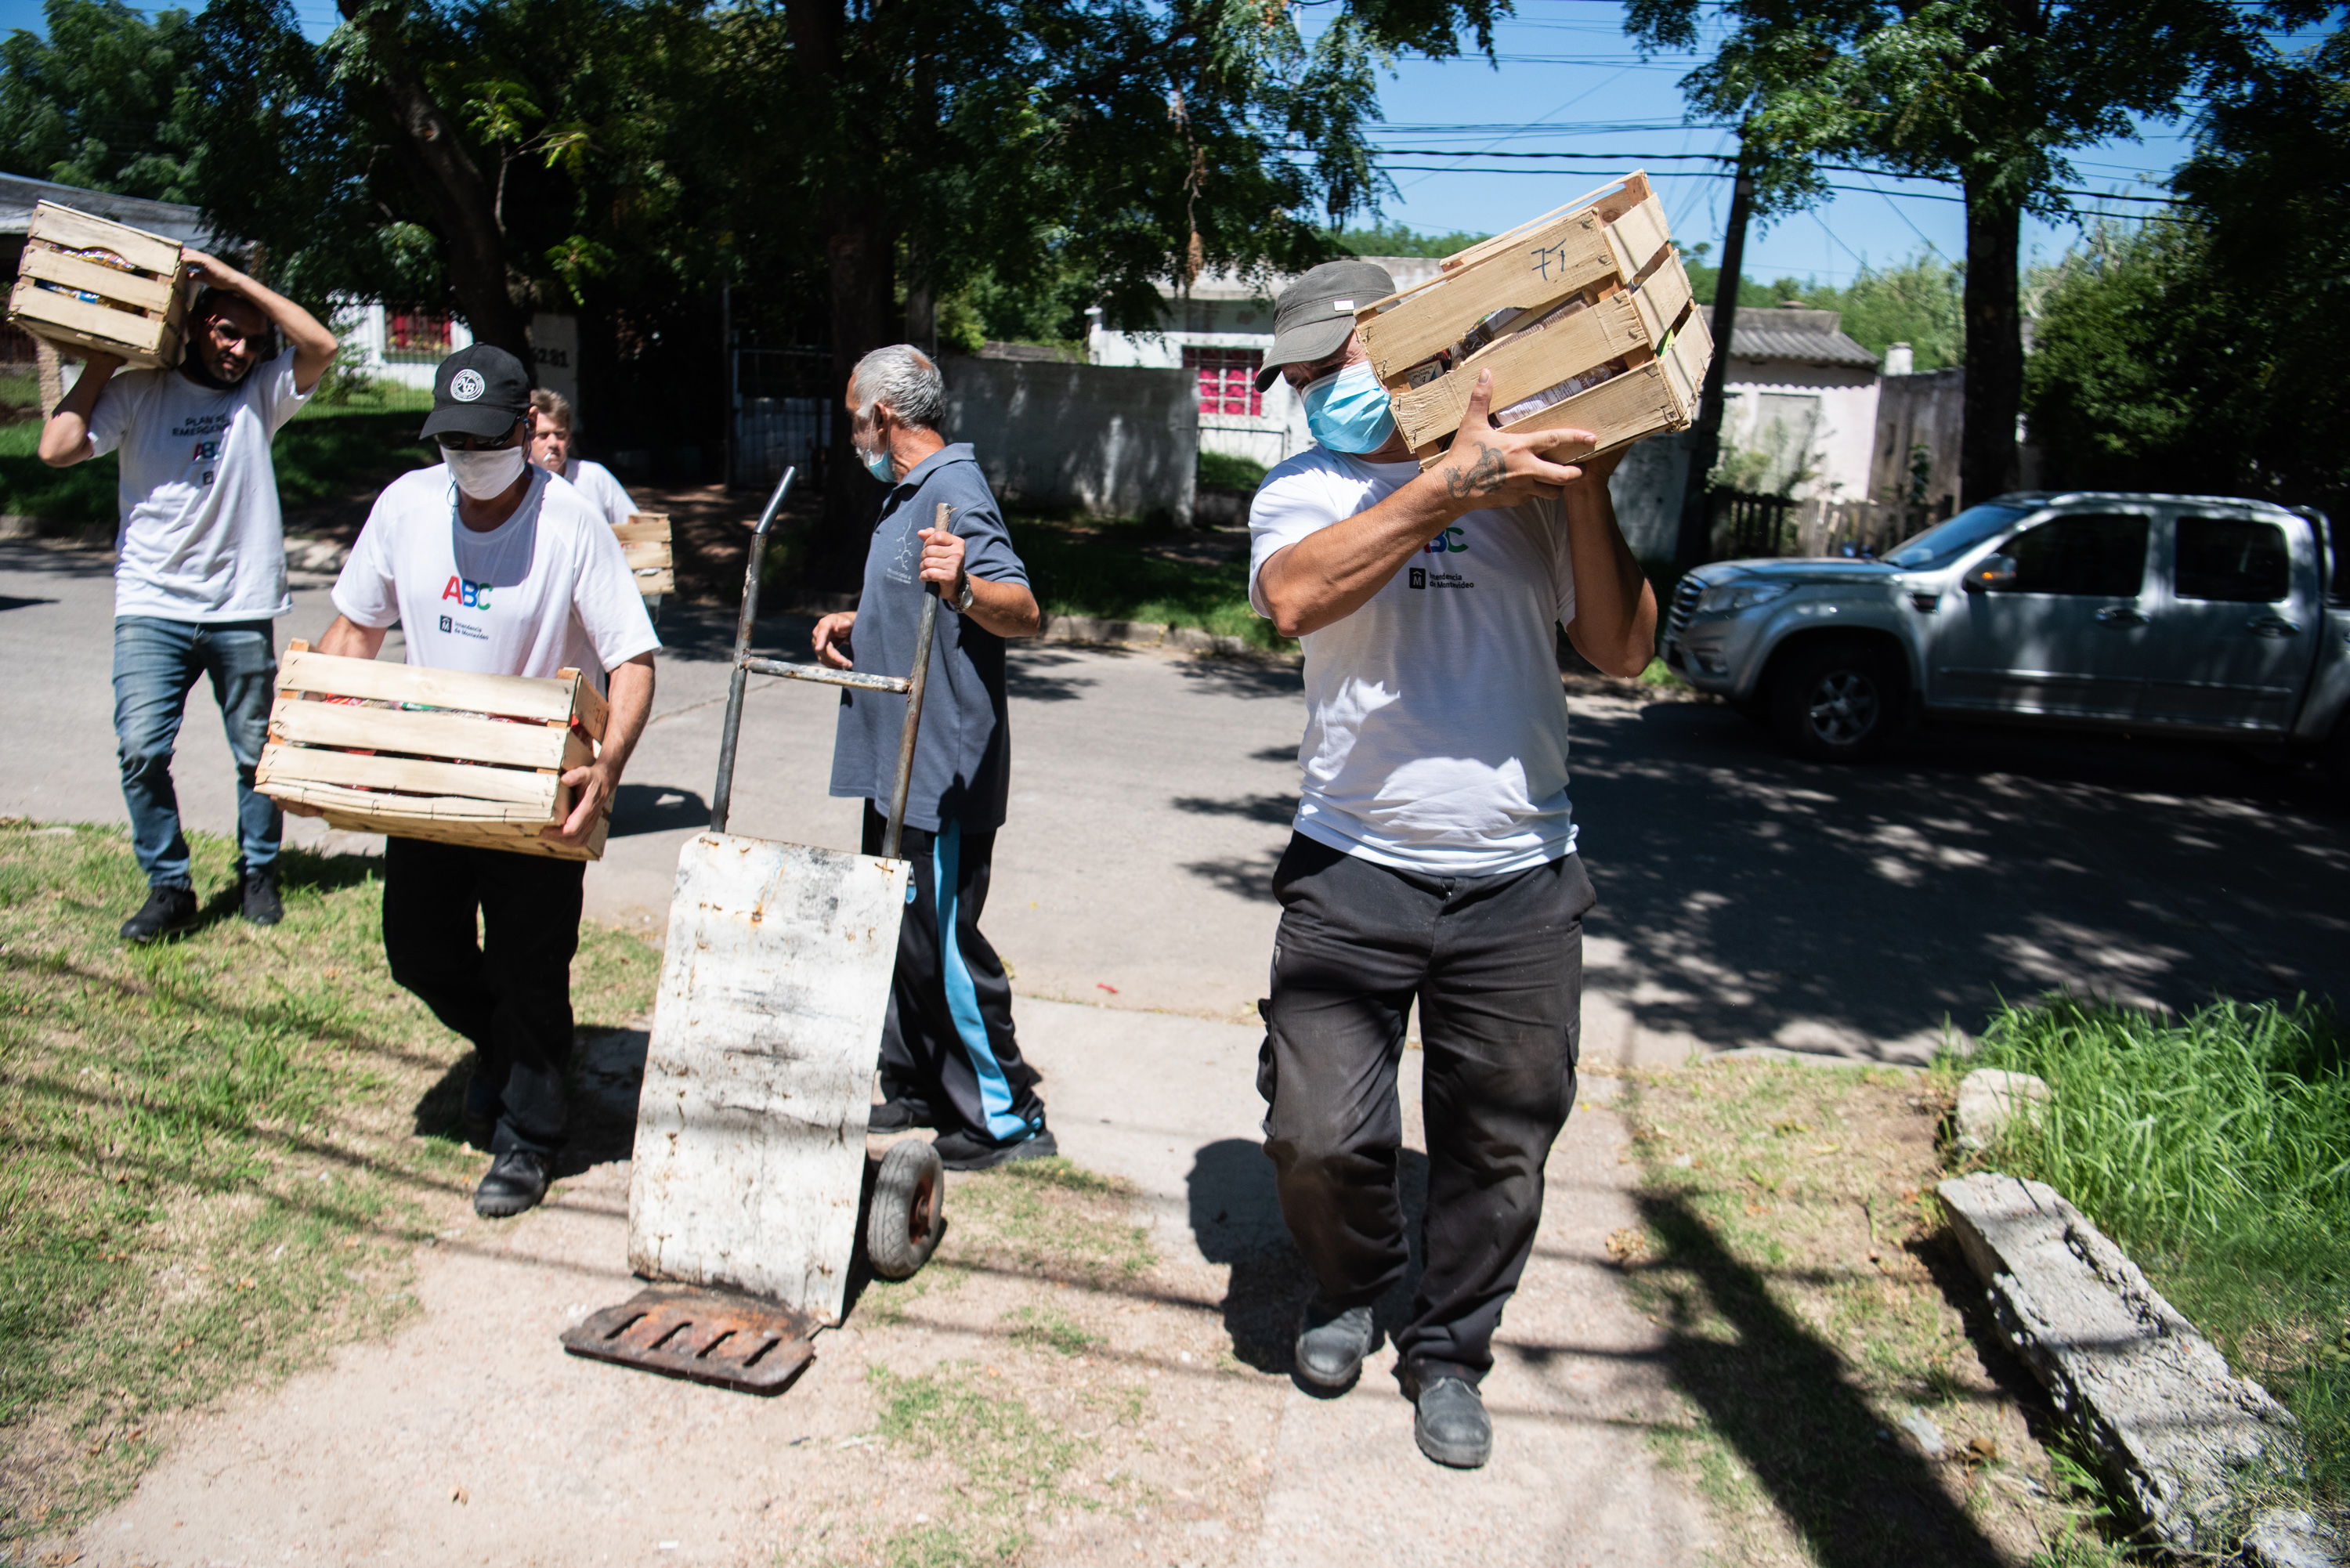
[1007,514,1292,649]
[0,374,436,534]
[1196,450,1267,491]
[1004,1305,1102,1357]
[945,1155,1157,1284]
[1954,995,2350,1529]
[866,1361,1085,1566]
[0,818,658,1536]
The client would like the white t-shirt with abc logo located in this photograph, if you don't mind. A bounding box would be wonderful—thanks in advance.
[1248,447,1581,876]
[85,347,312,623]
[331,464,659,688]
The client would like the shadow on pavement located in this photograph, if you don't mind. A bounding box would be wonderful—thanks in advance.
[1636,1189,2011,1568]
[1186,1135,1430,1385]
[1569,699,2350,1057]
[609,782,708,838]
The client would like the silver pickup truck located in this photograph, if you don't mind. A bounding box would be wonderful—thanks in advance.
[1659,491,2350,784]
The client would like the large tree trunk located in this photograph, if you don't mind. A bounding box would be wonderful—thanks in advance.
[1676,143,1756,572]
[336,0,528,359]
[1959,169,2023,507]
[810,211,899,581]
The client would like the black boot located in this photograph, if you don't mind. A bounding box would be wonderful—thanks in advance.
[474,1150,550,1219]
[120,885,197,945]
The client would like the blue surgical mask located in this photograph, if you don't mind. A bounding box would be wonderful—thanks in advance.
[860,440,894,482]
[1301,363,1397,454]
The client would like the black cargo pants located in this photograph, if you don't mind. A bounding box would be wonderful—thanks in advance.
[1258,832,1596,1387]
[382,837,585,1157]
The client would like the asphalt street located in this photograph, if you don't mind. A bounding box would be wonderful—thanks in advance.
[5,535,2344,1066]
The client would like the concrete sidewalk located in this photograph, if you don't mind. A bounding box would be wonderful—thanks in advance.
[77,999,1708,1567]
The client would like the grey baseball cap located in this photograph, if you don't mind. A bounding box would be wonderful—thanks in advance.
[1255,258,1397,392]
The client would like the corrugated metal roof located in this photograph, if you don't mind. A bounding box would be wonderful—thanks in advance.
[1730,307,1882,368]
[0,172,219,245]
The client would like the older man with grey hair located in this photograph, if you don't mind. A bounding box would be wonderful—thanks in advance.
[812,344,1054,1169]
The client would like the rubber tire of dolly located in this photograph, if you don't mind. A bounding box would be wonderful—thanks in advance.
[1769,639,1899,763]
[867,1138,946,1280]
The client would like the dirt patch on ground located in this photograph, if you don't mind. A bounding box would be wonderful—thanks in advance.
[1614,1057,2128,1566]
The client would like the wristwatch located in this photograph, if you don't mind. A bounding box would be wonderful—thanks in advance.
[951,571,975,613]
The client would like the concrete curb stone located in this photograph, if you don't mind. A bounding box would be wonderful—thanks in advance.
[1937,1172,2330,1561]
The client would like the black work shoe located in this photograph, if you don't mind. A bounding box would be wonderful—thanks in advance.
[1294,1295,1378,1390]
[1412,1375,1494,1469]
[931,1122,1058,1172]
[867,1097,935,1133]
[473,1150,550,1218]
[237,860,283,927]
[120,884,198,944]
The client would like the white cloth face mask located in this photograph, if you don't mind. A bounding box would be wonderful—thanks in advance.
[442,443,527,500]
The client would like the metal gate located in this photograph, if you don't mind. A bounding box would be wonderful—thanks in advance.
[732,347,833,490]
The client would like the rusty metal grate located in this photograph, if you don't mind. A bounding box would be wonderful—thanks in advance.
[561,1285,818,1395]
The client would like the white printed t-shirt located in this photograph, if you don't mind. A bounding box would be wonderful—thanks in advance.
[1248,447,1580,876]
[559,458,638,530]
[332,464,660,688]
[87,347,312,622]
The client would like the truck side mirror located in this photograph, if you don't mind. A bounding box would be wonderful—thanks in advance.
[1964,554,2019,593]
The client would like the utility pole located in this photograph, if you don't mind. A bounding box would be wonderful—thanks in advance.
[1675,132,1756,573]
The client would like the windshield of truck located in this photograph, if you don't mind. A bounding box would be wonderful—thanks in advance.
[1884,504,2037,570]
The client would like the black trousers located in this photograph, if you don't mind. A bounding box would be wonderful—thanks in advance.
[1259,833,1596,1386]
[861,803,1043,1142]
[382,837,585,1156]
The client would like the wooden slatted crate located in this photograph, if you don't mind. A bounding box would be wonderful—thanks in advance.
[618,513,674,597]
[1354,172,1713,471]
[256,642,613,861]
[8,201,190,370]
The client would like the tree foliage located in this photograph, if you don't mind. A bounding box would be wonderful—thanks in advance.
[0,0,197,201]
[2023,30,2350,517]
[1625,0,2326,504]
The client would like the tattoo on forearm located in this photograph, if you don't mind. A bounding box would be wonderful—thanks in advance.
[1443,442,1506,499]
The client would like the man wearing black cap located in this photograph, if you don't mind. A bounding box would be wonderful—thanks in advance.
[299,345,660,1217]
[1244,259,1658,1468]
[38,249,338,941]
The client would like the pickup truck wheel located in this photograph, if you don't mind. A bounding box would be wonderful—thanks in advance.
[1770,641,1899,762]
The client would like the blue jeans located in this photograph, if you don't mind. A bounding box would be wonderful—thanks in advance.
[112,616,281,890]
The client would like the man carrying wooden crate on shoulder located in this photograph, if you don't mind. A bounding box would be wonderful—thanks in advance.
[299,345,660,1219]
[810,344,1057,1172]
[1245,260,1658,1469]
[37,251,338,941]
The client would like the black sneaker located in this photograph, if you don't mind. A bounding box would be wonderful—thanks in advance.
[473,1150,550,1218]
[237,860,283,927]
[1411,1374,1494,1469]
[120,884,197,944]
[868,1097,935,1133]
[1294,1294,1378,1390]
[931,1121,1058,1172]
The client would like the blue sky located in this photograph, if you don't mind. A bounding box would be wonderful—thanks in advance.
[0,0,2333,287]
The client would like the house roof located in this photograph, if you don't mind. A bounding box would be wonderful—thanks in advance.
[0,172,219,246]
[1729,306,1880,369]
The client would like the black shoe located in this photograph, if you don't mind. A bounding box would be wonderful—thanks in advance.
[1294,1295,1378,1390]
[237,860,283,927]
[867,1097,935,1133]
[931,1122,1058,1172]
[473,1150,550,1218]
[120,884,197,944]
[1412,1375,1494,1469]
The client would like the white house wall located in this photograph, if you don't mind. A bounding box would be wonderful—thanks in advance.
[1719,360,1880,504]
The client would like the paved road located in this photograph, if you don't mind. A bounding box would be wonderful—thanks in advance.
[6,537,2345,1066]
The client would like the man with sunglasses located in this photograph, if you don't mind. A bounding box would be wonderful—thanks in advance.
[301,345,660,1218]
[39,250,338,941]
[1245,259,1658,1469]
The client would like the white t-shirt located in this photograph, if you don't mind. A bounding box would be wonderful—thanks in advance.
[1249,448,1580,876]
[87,347,312,622]
[559,458,638,530]
[332,464,660,688]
